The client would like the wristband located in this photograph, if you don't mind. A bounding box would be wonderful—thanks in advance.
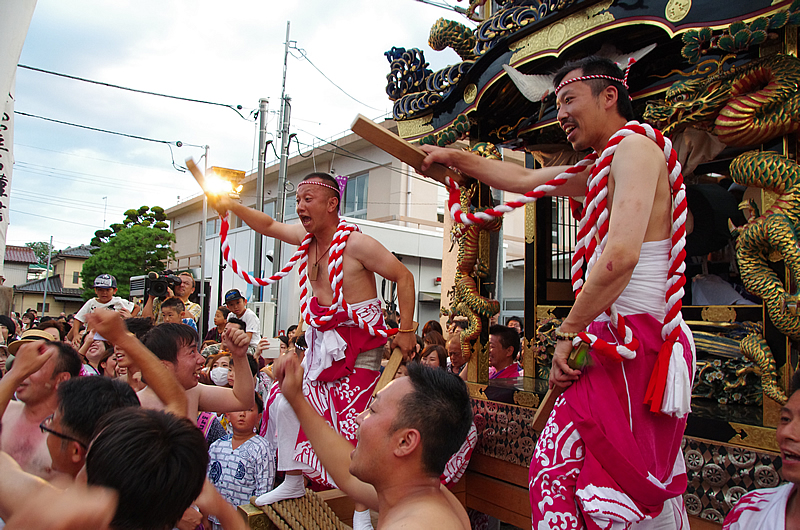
[554,327,580,341]
[398,321,419,334]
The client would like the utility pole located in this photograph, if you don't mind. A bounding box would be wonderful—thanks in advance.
[273,21,292,331]
[102,196,108,227]
[41,235,53,313]
[199,145,208,332]
[253,98,269,302]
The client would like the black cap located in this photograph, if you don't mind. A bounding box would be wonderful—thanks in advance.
[224,289,245,303]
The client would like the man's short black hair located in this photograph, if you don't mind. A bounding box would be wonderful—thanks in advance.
[51,342,82,377]
[506,316,524,333]
[227,317,246,331]
[301,173,341,206]
[160,297,185,313]
[143,323,198,363]
[57,377,140,444]
[86,408,207,530]
[489,324,521,360]
[391,363,472,477]
[553,56,635,121]
[124,317,154,341]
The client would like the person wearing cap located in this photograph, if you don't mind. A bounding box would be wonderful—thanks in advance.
[223,289,261,350]
[67,274,139,346]
[0,329,81,481]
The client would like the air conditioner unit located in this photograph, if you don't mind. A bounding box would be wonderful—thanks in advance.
[247,301,276,339]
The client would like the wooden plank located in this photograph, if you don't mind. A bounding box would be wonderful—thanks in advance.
[466,495,532,529]
[185,158,209,191]
[350,114,468,187]
[466,472,531,516]
[449,476,467,507]
[318,489,355,526]
[374,347,403,396]
[467,453,528,488]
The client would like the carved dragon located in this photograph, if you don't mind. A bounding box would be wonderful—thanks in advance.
[643,54,800,147]
[728,150,800,405]
[442,143,503,362]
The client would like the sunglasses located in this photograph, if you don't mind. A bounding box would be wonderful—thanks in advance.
[39,414,87,448]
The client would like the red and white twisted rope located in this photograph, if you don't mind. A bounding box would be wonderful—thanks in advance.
[446,121,687,412]
[219,215,396,339]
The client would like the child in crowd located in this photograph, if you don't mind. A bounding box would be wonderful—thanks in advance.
[160,297,198,332]
[68,274,138,344]
[207,393,275,529]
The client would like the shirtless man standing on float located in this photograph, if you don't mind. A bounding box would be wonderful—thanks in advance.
[421,56,695,528]
[209,172,415,513]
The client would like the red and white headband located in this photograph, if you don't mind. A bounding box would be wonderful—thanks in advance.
[554,57,636,99]
[298,180,340,196]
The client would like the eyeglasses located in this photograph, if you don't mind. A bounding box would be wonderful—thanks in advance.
[39,415,87,448]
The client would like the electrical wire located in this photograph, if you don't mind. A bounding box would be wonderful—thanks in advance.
[9,208,103,228]
[288,45,384,112]
[17,64,254,121]
[13,111,204,172]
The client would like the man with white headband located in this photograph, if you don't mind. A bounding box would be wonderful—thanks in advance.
[209,172,415,517]
[421,56,695,529]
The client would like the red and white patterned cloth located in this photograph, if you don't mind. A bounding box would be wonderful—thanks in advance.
[723,483,793,529]
[530,312,694,529]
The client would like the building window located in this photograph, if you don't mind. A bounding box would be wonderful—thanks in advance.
[37,302,50,313]
[73,271,79,284]
[206,218,221,237]
[343,172,368,219]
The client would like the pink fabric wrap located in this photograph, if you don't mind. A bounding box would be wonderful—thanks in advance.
[530,313,692,528]
[308,297,386,382]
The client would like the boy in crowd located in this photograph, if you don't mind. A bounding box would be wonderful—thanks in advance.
[207,392,275,530]
[224,289,261,350]
[160,297,198,332]
[68,274,138,345]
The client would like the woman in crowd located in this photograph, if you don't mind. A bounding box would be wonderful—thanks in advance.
[420,344,447,370]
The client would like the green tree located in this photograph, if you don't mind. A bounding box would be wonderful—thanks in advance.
[81,207,175,299]
[90,205,168,247]
[25,241,57,265]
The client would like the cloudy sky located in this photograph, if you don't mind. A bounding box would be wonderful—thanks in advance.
[9,0,466,251]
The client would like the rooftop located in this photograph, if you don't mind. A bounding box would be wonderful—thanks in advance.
[5,245,38,264]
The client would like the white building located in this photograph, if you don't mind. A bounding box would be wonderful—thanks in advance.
[165,119,527,335]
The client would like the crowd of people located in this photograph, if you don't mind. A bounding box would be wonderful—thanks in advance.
[0,267,485,530]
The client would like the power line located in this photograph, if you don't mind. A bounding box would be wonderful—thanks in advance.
[17,64,254,121]
[10,208,102,228]
[13,161,191,192]
[289,45,384,112]
[14,142,193,174]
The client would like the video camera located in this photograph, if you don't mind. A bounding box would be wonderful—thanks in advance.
[129,270,182,299]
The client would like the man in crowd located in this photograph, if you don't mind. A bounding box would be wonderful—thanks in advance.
[275,355,471,528]
[0,330,81,481]
[421,55,695,527]
[208,172,416,505]
[176,271,201,322]
[137,322,255,420]
[202,317,255,357]
[446,332,467,379]
[723,370,800,529]
[488,325,522,379]
[223,289,261,350]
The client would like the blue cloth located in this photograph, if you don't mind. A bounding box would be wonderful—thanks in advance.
[207,434,275,529]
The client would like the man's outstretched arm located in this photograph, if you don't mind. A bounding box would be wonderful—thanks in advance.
[274,354,379,510]
[208,194,306,245]
[87,311,188,418]
[419,144,590,197]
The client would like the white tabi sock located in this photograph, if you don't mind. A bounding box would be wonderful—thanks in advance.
[253,473,305,505]
[352,508,374,530]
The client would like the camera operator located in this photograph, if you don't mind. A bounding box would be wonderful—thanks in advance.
[140,271,186,324]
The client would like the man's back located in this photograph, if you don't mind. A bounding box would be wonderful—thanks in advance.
[379,486,469,529]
